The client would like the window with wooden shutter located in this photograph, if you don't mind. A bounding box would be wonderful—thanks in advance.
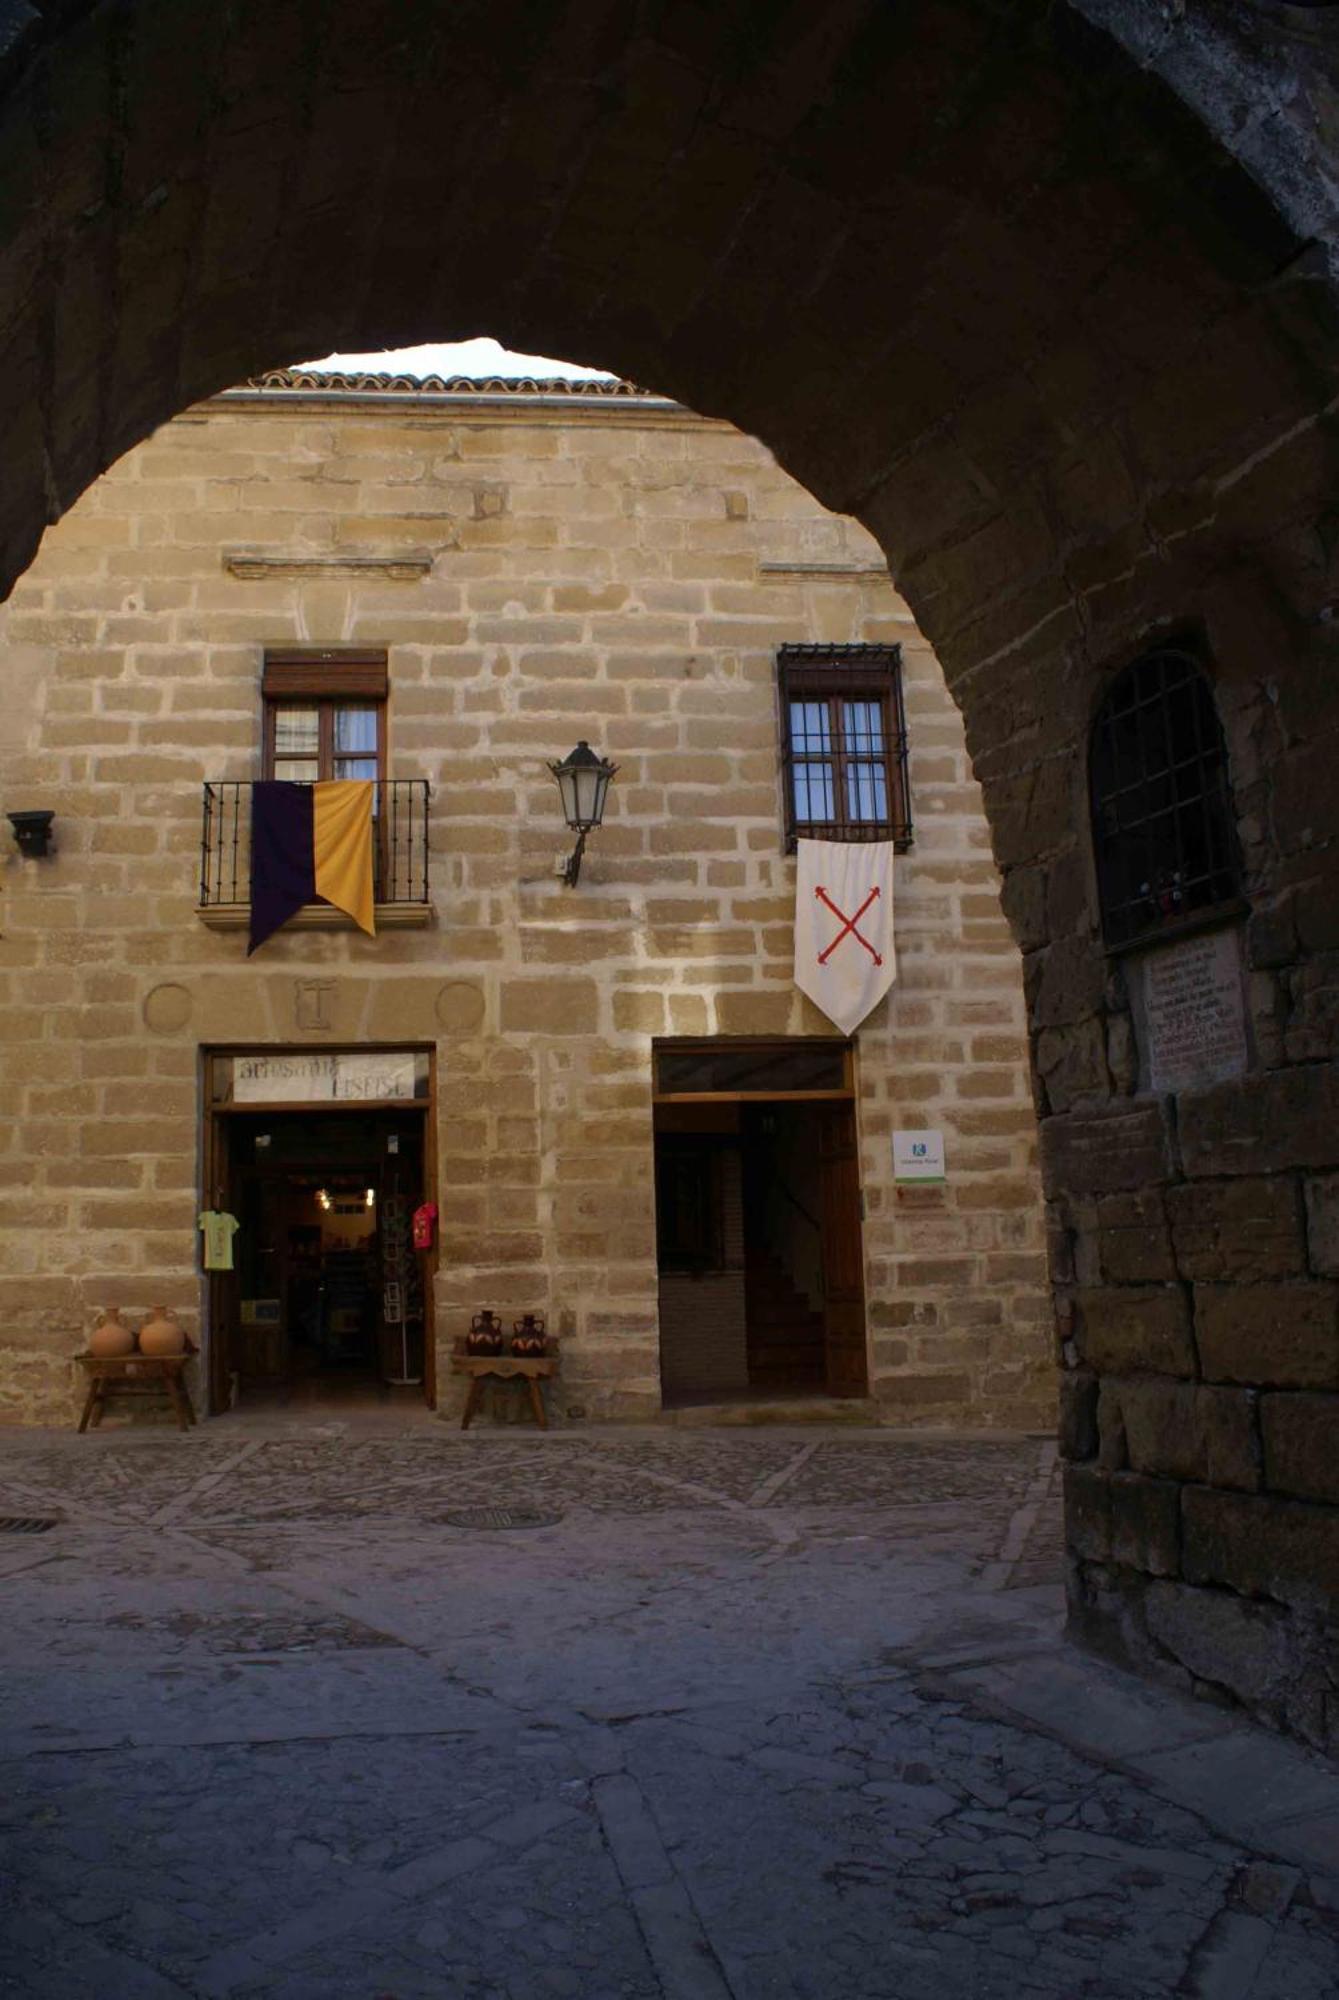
[261,650,388,785]
[777,644,911,852]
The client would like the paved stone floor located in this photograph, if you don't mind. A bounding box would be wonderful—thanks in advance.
[1,1421,1338,1999]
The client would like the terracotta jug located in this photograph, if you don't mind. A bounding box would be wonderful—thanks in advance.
[511,1313,547,1358]
[466,1309,505,1356]
[88,1306,135,1358]
[138,1304,186,1357]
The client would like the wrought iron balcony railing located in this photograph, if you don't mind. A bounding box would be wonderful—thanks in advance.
[199,781,431,914]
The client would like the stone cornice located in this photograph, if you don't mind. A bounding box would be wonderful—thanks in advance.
[250,367,649,397]
[758,561,890,580]
[223,552,435,582]
[209,370,707,428]
[195,903,433,932]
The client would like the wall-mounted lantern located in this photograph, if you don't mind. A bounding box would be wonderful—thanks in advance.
[548,740,617,887]
[8,810,55,859]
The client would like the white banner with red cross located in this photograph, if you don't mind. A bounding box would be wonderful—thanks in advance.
[793,837,897,1035]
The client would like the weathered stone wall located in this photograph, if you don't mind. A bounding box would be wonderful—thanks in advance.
[0,382,1051,1429]
[1004,576,1339,1753]
[0,0,1334,1740]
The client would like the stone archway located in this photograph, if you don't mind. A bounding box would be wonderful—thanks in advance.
[1,0,1337,1745]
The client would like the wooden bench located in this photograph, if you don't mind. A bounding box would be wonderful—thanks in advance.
[76,1352,198,1433]
[450,1349,559,1430]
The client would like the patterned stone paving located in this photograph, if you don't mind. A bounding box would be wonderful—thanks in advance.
[578,1434,814,1505]
[777,1436,1037,1510]
[2,1425,1336,1998]
[0,1436,245,1526]
[0,1429,1047,1531]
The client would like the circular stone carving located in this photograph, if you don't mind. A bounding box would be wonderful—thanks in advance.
[143,983,193,1034]
[442,1505,563,1532]
[435,980,485,1032]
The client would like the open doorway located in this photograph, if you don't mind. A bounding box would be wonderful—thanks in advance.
[653,1040,868,1407]
[203,1050,435,1415]
[221,1109,428,1409]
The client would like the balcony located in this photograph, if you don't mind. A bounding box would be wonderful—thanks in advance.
[196,780,432,930]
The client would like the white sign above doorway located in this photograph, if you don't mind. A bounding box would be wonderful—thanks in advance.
[233,1051,420,1104]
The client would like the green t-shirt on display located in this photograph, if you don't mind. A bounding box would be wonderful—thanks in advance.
[198,1209,240,1271]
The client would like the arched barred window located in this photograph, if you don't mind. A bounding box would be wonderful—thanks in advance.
[1089,646,1241,950]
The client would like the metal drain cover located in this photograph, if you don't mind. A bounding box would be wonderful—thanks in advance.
[443,1505,563,1531]
[0,1517,59,1535]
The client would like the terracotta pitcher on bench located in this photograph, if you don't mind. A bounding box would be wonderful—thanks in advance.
[139,1305,186,1357]
[88,1306,135,1357]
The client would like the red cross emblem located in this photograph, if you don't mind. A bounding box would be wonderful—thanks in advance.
[815,884,883,966]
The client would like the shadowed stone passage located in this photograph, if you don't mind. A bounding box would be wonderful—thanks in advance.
[0,0,1337,1738]
[2,1428,1339,1999]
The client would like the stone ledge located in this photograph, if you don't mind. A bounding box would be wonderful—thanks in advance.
[195,903,434,931]
[223,552,435,580]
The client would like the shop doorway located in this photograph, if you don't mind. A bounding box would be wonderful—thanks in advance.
[653,1040,868,1406]
[202,1050,435,1414]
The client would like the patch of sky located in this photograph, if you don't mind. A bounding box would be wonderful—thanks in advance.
[298,337,615,381]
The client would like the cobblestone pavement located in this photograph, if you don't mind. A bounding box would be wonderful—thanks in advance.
[1,1423,1337,1998]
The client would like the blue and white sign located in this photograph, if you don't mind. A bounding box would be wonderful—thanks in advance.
[893,1129,946,1183]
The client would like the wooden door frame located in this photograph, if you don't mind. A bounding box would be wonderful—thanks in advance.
[815,1099,869,1398]
[651,1037,871,1402]
[419,1078,438,1408]
[203,1077,235,1416]
[201,1044,438,1414]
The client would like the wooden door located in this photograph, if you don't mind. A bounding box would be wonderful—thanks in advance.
[204,1106,238,1416]
[817,1104,868,1397]
[418,1108,437,1408]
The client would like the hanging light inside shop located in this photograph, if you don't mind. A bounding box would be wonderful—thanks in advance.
[365,1187,376,1208]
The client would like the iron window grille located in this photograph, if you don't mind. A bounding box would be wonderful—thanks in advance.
[777,644,911,852]
[1089,645,1242,951]
[199,780,430,909]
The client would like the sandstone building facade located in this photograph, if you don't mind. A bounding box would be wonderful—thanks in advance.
[0,372,1051,1431]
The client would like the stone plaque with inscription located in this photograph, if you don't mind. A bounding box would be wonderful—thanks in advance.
[1139,928,1249,1096]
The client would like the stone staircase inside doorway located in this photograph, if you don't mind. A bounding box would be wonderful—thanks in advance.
[745,1251,825,1391]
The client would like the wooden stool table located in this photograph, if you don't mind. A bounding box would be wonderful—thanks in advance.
[451,1351,558,1430]
[76,1352,197,1432]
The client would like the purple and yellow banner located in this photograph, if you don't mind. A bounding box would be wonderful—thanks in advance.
[248,780,376,954]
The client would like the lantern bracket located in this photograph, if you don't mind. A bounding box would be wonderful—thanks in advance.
[561,828,590,889]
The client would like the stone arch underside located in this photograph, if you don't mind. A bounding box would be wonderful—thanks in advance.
[2,0,1339,1744]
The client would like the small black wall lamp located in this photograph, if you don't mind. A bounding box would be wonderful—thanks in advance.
[8,810,55,859]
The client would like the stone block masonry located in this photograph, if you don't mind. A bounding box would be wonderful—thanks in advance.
[1053,1056,1339,1751]
[0,379,1051,1432]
